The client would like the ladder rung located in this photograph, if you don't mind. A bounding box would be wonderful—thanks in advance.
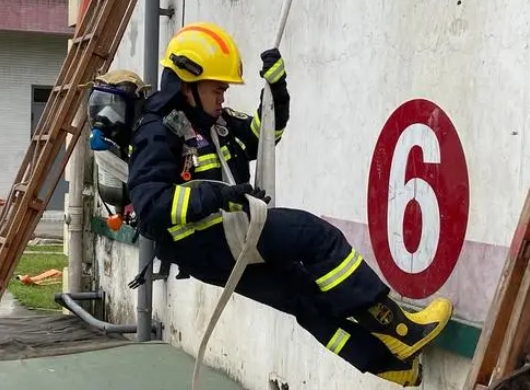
[94,49,109,59]
[72,33,95,44]
[32,134,50,142]
[30,199,44,212]
[62,125,78,135]
[14,183,27,193]
[53,84,71,92]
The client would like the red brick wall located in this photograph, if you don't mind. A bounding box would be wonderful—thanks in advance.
[0,0,73,35]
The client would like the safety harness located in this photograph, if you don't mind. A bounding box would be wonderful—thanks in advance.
[92,106,268,271]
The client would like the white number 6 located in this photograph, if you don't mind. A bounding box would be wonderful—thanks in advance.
[387,123,441,274]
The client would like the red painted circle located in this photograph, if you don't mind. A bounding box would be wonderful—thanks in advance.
[367,99,469,299]
[403,199,422,254]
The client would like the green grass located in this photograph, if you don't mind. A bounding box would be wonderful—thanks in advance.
[24,244,63,253]
[7,252,68,311]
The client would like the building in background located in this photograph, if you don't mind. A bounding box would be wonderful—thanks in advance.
[0,0,72,214]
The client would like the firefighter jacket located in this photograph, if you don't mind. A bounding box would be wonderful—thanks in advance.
[127,69,290,244]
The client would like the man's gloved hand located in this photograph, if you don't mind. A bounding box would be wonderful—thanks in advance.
[260,48,286,85]
[220,183,271,212]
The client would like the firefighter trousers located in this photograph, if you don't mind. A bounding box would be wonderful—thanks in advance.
[165,207,398,374]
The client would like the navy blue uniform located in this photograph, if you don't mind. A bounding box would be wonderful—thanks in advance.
[127,69,403,375]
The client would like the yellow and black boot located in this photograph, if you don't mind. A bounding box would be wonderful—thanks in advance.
[374,354,423,387]
[352,296,453,361]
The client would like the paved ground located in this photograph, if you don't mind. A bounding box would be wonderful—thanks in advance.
[0,293,244,390]
[0,291,32,317]
[34,218,64,240]
[0,341,244,390]
[1,214,244,390]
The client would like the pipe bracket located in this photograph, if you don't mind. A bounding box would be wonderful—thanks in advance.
[159,7,175,18]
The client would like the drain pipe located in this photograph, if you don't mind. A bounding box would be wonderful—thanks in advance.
[55,290,162,338]
[66,99,88,294]
[137,236,155,341]
[144,0,160,89]
[136,0,160,342]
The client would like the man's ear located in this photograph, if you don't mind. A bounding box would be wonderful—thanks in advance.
[181,82,195,106]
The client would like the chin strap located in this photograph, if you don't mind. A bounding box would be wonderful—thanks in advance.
[190,83,203,111]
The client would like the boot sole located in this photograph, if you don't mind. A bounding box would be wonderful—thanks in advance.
[376,356,423,387]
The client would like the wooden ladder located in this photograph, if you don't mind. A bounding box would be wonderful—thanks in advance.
[464,186,530,389]
[0,0,137,301]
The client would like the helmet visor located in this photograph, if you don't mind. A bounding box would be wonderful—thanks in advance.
[88,86,128,128]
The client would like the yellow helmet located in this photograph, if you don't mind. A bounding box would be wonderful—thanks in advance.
[160,21,244,84]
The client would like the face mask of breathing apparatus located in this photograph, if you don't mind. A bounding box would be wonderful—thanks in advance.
[86,70,150,233]
[88,85,135,156]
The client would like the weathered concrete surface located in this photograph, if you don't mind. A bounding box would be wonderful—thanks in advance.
[0,291,32,317]
[89,0,530,389]
[0,342,244,390]
[34,220,64,240]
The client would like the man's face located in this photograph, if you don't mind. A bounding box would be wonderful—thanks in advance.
[187,80,229,118]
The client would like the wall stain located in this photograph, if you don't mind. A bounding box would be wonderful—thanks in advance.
[450,18,468,35]
[128,19,138,57]
[269,378,289,390]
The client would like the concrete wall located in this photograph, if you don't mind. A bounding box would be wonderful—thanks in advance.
[89,0,530,389]
[95,235,470,390]
[0,30,68,200]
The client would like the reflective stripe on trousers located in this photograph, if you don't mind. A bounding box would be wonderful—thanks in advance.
[326,328,351,355]
[315,249,364,292]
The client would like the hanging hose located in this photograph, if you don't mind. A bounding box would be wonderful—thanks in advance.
[191,1,294,389]
[255,0,293,207]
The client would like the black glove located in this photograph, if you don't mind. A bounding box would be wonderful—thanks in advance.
[220,183,271,212]
[259,48,286,85]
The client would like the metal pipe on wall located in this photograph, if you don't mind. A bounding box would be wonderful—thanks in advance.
[55,290,161,336]
[136,0,161,342]
[67,99,88,294]
[137,236,155,341]
[143,0,160,89]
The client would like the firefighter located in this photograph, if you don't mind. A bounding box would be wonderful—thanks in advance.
[127,21,453,387]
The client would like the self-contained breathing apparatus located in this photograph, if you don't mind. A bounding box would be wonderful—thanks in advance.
[87,69,150,233]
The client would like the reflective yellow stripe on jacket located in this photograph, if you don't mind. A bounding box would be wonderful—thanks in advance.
[263,58,285,84]
[167,181,224,242]
[167,212,223,242]
[170,185,191,225]
[250,111,284,141]
[195,145,232,173]
[165,144,233,242]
